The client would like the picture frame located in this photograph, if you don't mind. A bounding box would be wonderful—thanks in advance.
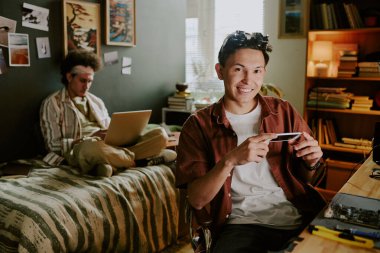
[63,0,101,55]
[8,33,30,67]
[105,0,136,47]
[278,0,308,39]
[0,16,17,47]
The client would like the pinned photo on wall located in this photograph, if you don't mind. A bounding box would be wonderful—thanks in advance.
[0,16,17,47]
[36,37,51,58]
[122,56,131,75]
[22,3,49,31]
[0,48,8,75]
[104,51,118,65]
[8,33,30,67]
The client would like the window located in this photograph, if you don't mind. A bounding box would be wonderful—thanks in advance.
[186,0,264,99]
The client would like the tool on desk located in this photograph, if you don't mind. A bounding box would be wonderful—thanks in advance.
[308,225,374,248]
[335,225,380,240]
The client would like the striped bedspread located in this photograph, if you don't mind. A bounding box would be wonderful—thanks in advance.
[0,162,179,253]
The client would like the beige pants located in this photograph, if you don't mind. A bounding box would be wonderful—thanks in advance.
[66,127,168,174]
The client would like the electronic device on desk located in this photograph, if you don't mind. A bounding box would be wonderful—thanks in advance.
[310,193,380,249]
[324,202,380,229]
[374,122,380,165]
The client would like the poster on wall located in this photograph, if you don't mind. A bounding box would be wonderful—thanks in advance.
[106,0,136,46]
[8,33,30,67]
[63,0,101,56]
[278,0,307,38]
[36,37,51,58]
[0,16,17,47]
[22,3,49,31]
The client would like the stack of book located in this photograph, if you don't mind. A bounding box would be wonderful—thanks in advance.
[351,95,373,111]
[358,61,380,77]
[307,87,352,109]
[337,50,358,77]
[167,92,194,110]
[335,137,372,151]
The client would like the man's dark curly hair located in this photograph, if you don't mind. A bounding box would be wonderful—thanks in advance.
[61,49,102,86]
[218,31,273,67]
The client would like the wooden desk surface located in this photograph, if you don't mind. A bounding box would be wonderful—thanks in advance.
[166,132,180,149]
[293,154,380,253]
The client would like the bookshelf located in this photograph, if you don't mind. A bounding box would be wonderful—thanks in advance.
[305,0,380,198]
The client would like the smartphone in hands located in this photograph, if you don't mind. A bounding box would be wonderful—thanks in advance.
[270,132,301,142]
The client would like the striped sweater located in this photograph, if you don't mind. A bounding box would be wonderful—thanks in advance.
[40,88,111,165]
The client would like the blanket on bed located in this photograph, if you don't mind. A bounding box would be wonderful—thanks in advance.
[0,161,179,253]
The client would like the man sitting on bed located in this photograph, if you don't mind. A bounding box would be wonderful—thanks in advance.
[40,49,175,177]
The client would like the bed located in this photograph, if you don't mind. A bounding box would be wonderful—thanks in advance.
[0,159,180,253]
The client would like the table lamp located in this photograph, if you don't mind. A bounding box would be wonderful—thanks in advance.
[312,41,333,77]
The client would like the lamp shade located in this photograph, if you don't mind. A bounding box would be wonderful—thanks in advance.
[312,41,333,61]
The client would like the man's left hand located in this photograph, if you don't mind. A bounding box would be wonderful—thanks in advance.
[290,132,322,167]
[92,130,107,140]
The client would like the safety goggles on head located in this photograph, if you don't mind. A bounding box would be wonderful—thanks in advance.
[219,31,271,54]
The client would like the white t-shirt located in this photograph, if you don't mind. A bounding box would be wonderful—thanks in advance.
[225,103,302,229]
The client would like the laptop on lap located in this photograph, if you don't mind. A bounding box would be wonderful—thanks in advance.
[104,110,152,147]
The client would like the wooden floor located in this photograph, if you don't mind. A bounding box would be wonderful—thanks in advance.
[159,238,192,253]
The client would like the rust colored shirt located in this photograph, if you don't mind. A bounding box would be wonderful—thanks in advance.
[176,94,326,235]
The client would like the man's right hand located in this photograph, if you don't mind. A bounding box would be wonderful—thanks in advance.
[226,133,276,166]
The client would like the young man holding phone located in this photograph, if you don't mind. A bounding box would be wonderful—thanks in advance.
[176,31,325,252]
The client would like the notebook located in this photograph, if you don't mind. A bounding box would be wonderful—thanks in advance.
[104,110,152,147]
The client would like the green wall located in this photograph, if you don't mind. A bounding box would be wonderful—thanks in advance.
[0,0,186,162]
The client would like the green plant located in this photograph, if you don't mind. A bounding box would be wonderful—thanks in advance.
[260,83,283,98]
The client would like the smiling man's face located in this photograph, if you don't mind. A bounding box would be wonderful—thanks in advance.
[215,48,266,114]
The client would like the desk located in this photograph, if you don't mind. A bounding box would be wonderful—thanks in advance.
[293,154,380,253]
[166,131,180,150]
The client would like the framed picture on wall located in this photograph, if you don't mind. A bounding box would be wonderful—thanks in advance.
[8,33,30,67]
[278,0,308,39]
[63,0,101,55]
[105,0,136,46]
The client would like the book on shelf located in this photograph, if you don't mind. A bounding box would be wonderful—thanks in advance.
[338,60,357,70]
[168,96,193,103]
[358,72,380,77]
[358,66,380,73]
[325,119,337,145]
[320,2,330,29]
[351,106,372,111]
[343,2,364,29]
[337,71,356,78]
[307,100,350,109]
[317,118,324,144]
[332,1,350,29]
[352,99,373,107]
[311,87,347,93]
[334,136,372,151]
[173,91,192,98]
[334,142,372,151]
[168,105,190,110]
[315,118,339,145]
[323,123,330,145]
[352,95,370,100]
[341,137,372,147]
[339,55,358,61]
[358,62,380,68]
